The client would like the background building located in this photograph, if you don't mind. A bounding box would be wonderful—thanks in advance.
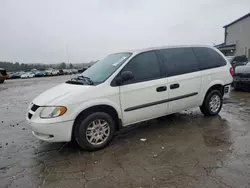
[216,12,250,58]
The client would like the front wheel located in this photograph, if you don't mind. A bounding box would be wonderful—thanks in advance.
[73,112,116,151]
[200,90,222,116]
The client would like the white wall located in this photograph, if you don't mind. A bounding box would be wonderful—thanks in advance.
[225,16,250,58]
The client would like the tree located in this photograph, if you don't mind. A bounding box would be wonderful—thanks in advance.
[69,63,73,69]
[58,62,66,69]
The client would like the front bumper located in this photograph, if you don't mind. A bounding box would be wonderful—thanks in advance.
[27,120,74,142]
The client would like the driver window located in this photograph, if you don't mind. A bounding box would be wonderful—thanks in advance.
[122,51,161,84]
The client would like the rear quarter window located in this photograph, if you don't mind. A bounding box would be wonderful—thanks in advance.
[193,47,227,70]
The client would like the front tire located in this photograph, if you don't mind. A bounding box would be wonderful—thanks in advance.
[73,112,116,151]
[200,90,222,116]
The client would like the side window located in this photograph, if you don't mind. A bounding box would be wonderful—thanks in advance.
[159,48,199,77]
[193,47,227,70]
[122,51,161,84]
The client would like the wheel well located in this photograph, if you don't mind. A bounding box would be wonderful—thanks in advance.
[73,105,121,134]
[205,84,224,99]
[201,84,224,106]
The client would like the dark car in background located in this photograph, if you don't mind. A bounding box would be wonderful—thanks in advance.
[228,55,249,70]
[58,69,65,75]
[77,68,88,73]
[0,68,9,83]
[9,71,26,79]
[233,61,250,91]
[9,72,21,79]
[34,71,45,77]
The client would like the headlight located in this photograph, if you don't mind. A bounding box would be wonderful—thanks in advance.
[40,106,67,118]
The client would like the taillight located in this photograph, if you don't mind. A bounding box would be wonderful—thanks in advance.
[230,67,235,76]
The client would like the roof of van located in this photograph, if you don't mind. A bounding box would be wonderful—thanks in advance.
[124,45,215,54]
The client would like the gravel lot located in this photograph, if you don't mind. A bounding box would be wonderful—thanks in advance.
[1,75,250,188]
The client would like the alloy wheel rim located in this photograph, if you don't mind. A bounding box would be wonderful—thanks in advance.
[209,94,221,113]
[86,119,110,145]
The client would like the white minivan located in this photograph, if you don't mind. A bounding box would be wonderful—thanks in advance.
[27,45,233,151]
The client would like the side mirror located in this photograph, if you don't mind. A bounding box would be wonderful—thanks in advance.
[116,71,134,85]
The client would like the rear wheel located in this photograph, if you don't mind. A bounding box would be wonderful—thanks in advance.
[0,79,4,83]
[200,90,222,116]
[73,112,116,151]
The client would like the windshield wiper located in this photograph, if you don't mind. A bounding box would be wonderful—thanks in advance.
[75,75,94,85]
[66,80,84,85]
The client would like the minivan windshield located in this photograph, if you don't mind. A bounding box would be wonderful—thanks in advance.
[79,52,132,83]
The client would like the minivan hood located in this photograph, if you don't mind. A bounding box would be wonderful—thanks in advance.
[32,83,93,106]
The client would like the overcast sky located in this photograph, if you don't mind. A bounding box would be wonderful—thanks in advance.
[0,0,250,64]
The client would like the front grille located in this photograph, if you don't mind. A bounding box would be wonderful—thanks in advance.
[224,86,229,93]
[31,104,40,112]
[28,113,32,119]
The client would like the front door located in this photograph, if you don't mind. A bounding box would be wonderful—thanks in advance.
[119,51,169,126]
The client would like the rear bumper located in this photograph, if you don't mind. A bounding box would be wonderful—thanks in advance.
[27,120,74,142]
[223,84,231,98]
[233,76,250,83]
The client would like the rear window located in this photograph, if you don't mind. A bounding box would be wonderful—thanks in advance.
[159,48,199,77]
[193,47,227,70]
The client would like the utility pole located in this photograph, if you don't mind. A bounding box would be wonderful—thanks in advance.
[66,44,69,66]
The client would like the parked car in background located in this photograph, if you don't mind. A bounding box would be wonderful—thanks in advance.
[9,72,21,79]
[78,68,88,73]
[52,69,60,76]
[233,61,250,91]
[229,55,248,70]
[44,69,53,76]
[34,71,45,77]
[21,72,35,78]
[63,69,72,75]
[45,69,59,76]
[68,70,73,74]
[27,45,233,151]
[63,69,68,75]
[44,69,59,76]
[71,69,78,74]
[11,72,25,79]
[0,68,9,83]
[58,69,65,75]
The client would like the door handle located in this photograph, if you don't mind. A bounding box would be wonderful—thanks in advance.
[156,86,167,92]
[170,83,179,89]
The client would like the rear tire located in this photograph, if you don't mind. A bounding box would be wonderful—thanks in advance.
[200,90,222,116]
[0,79,4,83]
[73,112,116,151]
